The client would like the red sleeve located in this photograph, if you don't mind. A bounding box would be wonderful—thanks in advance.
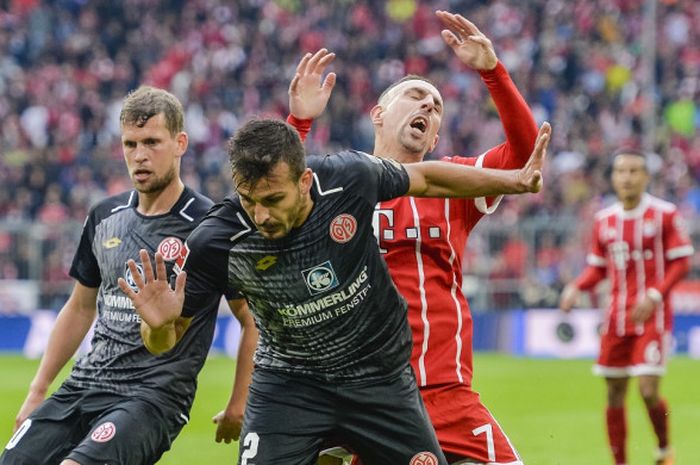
[575,219,607,291]
[474,61,538,169]
[656,256,690,296]
[286,114,312,142]
[574,265,607,291]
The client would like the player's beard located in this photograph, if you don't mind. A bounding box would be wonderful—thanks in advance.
[133,165,177,195]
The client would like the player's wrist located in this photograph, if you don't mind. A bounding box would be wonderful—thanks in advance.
[647,287,663,304]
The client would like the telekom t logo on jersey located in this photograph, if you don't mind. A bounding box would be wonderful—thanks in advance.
[373,207,443,253]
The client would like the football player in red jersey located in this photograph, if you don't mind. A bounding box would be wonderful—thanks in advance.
[288,10,543,465]
[560,149,692,465]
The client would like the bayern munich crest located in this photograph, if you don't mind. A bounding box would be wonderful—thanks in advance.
[409,452,439,465]
[158,237,184,261]
[329,213,357,243]
[91,421,116,443]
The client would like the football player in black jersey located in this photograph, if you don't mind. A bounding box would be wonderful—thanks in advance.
[1,87,257,465]
[120,117,548,465]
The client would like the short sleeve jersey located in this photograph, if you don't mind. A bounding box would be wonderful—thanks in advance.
[587,193,694,335]
[181,151,411,384]
[67,187,215,412]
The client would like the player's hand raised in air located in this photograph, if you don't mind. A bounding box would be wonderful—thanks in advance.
[118,249,185,330]
[436,10,497,71]
[516,121,550,194]
[289,48,337,120]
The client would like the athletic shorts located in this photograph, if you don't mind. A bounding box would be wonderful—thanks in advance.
[238,366,447,465]
[422,384,523,464]
[1,384,188,465]
[594,329,670,377]
[320,384,524,465]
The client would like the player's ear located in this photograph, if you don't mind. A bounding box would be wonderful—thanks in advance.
[299,168,313,194]
[370,105,384,126]
[176,131,188,158]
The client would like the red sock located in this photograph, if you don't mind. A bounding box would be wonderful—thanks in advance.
[646,398,669,449]
[607,406,627,465]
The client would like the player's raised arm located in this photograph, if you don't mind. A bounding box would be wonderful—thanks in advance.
[405,122,549,197]
[436,10,497,71]
[288,48,337,120]
[118,249,186,354]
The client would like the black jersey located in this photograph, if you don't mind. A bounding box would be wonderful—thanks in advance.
[67,187,214,412]
[181,151,412,384]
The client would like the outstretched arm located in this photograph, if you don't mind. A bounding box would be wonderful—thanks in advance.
[118,249,186,354]
[405,122,549,197]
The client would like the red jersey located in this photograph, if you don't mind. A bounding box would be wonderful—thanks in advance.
[373,63,537,387]
[585,193,694,336]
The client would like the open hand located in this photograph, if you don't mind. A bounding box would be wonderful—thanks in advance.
[436,11,497,71]
[118,249,185,329]
[517,122,551,193]
[288,48,337,120]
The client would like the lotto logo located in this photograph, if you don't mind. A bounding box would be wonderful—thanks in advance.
[409,452,438,465]
[91,422,116,443]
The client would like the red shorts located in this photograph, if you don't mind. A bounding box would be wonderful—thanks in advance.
[422,384,523,464]
[594,328,670,377]
[319,384,523,464]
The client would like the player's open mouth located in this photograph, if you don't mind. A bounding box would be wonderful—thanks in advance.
[409,116,428,133]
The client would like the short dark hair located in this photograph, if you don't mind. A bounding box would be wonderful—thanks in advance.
[378,74,436,105]
[120,86,184,136]
[612,147,648,172]
[228,119,306,187]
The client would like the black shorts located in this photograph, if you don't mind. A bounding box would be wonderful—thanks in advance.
[238,366,446,465]
[1,385,188,465]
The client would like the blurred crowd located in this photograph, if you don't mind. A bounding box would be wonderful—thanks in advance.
[0,0,698,309]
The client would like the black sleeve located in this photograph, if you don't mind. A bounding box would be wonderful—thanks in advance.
[312,151,410,204]
[69,213,101,288]
[180,221,235,318]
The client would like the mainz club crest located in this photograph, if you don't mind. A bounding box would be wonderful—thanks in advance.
[158,237,184,261]
[90,422,116,443]
[409,452,438,465]
[329,214,357,243]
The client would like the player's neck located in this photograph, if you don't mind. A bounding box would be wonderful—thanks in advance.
[137,179,186,216]
[620,194,642,211]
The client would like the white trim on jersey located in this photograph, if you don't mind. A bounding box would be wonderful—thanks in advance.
[444,198,465,384]
[179,197,196,222]
[409,197,430,386]
[111,191,135,213]
[615,213,626,337]
[229,212,253,242]
[667,245,694,260]
[653,207,665,332]
[312,173,343,196]
[586,253,606,267]
[634,210,645,336]
[473,152,504,215]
